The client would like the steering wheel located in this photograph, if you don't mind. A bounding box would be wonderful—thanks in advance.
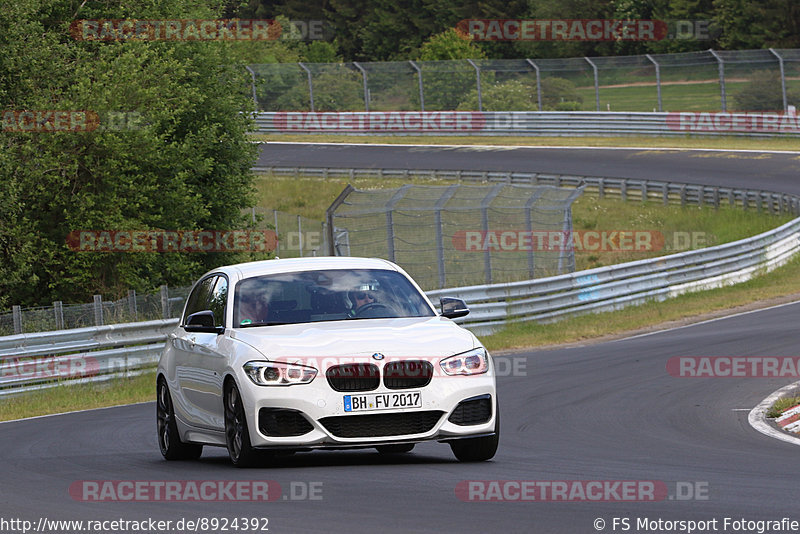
[355,302,393,318]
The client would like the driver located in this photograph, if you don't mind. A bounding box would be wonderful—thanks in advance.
[347,282,378,317]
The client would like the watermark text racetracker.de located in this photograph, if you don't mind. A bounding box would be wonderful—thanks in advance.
[69,19,331,41]
[455,19,712,41]
[2,110,144,132]
[455,480,709,502]
[667,357,800,378]
[67,230,285,253]
[69,480,322,502]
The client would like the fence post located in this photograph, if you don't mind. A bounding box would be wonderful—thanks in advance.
[54,301,64,330]
[409,61,425,111]
[93,295,104,326]
[160,285,169,319]
[481,184,504,284]
[385,185,412,263]
[645,54,662,112]
[298,62,315,112]
[769,48,788,112]
[466,59,483,112]
[12,305,22,334]
[297,215,304,257]
[127,290,137,321]
[584,57,600,111]
[353,62,369,112]
[525,59,542,111]
[244,66,259,111]
[434,185,459,288]
[274,210,280,256]
[709,49,727,111]
[326,184,356,256]
[525,190,545,279]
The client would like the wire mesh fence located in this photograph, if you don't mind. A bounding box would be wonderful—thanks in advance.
[0,286,192,336]
[249,48,800,113]
[248,207,326,258]
[327,183,584,290]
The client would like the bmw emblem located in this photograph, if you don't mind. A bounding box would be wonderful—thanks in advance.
[372,353,385,361]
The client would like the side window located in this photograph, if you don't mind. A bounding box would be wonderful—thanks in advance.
[209,276,228,328]
[182,276,217,325]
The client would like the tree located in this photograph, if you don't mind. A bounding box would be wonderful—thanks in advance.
[0,0,261,308]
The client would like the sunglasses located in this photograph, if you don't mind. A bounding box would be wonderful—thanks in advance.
[354,292,375,300]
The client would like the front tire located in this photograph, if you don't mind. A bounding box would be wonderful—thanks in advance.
[224,381,267,467]
[449,409,499,462]
[156,378,203,461]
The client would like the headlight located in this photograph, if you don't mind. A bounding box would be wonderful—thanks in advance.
[439,348,489,376]
[244,361,317,386]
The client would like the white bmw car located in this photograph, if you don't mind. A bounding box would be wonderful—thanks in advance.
[157,257,498,467]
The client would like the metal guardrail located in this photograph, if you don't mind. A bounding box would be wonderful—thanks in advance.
[0,319,177,395]
[254,111,800,137]
[3,170,799,394]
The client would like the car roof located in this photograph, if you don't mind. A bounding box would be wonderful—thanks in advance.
[212,257,400,280]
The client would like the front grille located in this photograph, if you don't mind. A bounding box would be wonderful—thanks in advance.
[319,411,444,438]
[383,360,433,390]
[258,408,314,437]
[326,363,380,392]
[448,395,492,426]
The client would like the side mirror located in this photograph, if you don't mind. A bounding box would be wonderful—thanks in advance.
[185,310,224,334]
[440,297,469,319]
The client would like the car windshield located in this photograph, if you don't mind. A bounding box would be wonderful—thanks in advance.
[233,268,434,327]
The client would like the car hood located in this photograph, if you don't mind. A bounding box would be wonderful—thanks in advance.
[229,316,478,360]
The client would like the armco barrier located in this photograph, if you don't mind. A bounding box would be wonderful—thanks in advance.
[255,111,800,137]
[2,172,799,394]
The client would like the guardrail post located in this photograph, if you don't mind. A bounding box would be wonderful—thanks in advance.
[353,62,369,112]
[160,285,169,319]
[662,184,668,205]
[621,180,628,202]
[435,185,459,288]
[641,182,647,202]
[12,305,22,334]
[769,48,788,112]
[525,59,543,111]
[645,54,663,112]
[409,60,425,111]
[713,188,720,209]
[466,59,483,111]
[53,301,64,330]
[584,57,600,111]
[680,185,687,206]
[298,62,315,112]
[709,50,727,111]
[93,295,104,326]
[598,178,605,199]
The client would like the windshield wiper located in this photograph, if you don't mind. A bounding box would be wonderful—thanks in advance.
[239,321,292,327]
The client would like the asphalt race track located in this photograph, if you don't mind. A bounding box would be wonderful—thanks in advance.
[3,144,800,533]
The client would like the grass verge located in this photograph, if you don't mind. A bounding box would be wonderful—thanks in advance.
[252,134,800,152]
[767,396,800,419]
[0,370,156,422]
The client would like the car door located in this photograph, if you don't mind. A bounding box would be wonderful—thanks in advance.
[173,275,228,430]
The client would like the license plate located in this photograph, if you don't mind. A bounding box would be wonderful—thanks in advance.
[344,392,422,412]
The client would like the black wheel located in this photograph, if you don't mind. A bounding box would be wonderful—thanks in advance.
[376,443,415,454]
[156,378,203,461]
[449,409,499,462]
[224,381,267,467]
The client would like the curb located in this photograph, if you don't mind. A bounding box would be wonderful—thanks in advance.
[748,380,800,446]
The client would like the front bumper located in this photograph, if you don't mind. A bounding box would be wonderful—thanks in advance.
[236,363,497,449]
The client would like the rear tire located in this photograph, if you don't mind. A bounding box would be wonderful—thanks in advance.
[449,409,499,462]
[224,381,268,467]
[156,378,203,461]
[376,443,415,454]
